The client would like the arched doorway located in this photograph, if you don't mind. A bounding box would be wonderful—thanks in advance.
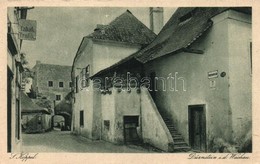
[52,115,65,131]
[52,112,71,131]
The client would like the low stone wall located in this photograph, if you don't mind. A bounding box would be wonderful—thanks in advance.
[141,87,174,152]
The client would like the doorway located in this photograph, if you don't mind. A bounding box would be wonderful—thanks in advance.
[123,116,140,144]
[188,105,206,151]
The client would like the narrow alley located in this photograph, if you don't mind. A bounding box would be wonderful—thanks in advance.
[21,130,161,153]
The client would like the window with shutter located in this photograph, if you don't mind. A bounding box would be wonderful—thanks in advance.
[75,76,79,93]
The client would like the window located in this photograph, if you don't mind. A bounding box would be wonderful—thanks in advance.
[104,120,110,130]
[81,65,90,88]
[250,41,252,74]
[16,99,20,140]
[48,81,53,87]
[75,76,79,93]
[179,9,196,25]
[80,111,84,127]
[69,82,72,88]
[56,95,61,101]
[59,82,64,88]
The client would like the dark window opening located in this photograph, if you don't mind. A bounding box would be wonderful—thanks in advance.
[81,65,90,88]
[48,81,53,87]
[104,120,110,130]
[59,82,64,88]
[75,76,79,93]
[80,111,84,127]
[69,82,72,88]
[250,41,252,74]
[56,95,61,101]
[16,99,20,140]
[179,11,193,24]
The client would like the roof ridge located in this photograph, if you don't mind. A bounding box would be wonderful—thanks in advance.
[87,9,156,45]
[37,62,72,67]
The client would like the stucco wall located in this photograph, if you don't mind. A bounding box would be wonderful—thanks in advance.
[92,41,141,75]
[73,39,141,140]
[101,90,116,142]
[141,87,174,152]
[143,10,250,150]
[101,87,141,144]
[32,63,72,108]
[227,11,252,143]
[73,39,94,138]
[114,88,141,143]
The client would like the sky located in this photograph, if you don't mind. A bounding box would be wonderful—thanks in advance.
[21,7,176,68]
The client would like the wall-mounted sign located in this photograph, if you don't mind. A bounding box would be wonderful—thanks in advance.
[208,70,218,79]
[209,80,216,89]
[19,19,37,41]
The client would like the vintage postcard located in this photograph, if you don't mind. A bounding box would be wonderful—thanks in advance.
[0,0,259,163]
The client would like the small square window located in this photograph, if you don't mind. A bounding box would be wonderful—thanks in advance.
[80,111,84,127]
[48,81,53,87]
[59,82,64,88]
[104,120,110,130]
[56,95,61,101]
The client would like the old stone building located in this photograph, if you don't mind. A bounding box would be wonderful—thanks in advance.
[71,10,156,140]
[72,7,252,153]
[31,61,72,129]
[91,7,252,152]
[31,61,72,107]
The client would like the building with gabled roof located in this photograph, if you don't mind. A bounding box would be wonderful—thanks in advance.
[21,92,52,133]
[31,61,72,130]
[90,7,252,152]
[71,10,156,141]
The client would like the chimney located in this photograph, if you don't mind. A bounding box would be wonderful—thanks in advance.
[36,60,41,65]
[150,7,164,34]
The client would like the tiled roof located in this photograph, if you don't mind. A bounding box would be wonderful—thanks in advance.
[87,10,156,45]
[135,7,251,63]
[91,7,251,77]
[32,62,72,80]
[21,92,50,114]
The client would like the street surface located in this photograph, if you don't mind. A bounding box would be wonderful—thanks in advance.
[22,130,159,153]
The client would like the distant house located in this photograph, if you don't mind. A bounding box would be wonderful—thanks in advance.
[31,61,72,106]
[71,10,156,140]
[91,7,252,152]
[31,61,72,129]
[21,92,52,133]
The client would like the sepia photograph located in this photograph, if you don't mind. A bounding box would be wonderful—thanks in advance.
[6,5,253,158]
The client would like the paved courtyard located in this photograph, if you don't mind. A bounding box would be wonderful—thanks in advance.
[21,130,160,153]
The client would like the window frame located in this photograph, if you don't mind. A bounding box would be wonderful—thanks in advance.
[48,81,53,87]
[80,110,84,127]
[59,81,64,88]
[56,94,61,101]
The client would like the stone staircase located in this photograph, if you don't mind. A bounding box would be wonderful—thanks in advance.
[160,113,191,152]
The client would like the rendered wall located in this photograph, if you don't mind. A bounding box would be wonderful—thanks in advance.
[227,11,252,143]
[92,41,140,75]
[141,88,174,152]
[143,10,250,151]
[101,87,141,144]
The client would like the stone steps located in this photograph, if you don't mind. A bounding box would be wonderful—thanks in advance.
[160,114,191,152]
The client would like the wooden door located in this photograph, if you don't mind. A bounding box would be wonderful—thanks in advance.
[189,105,206,151]
[123,116,139,144]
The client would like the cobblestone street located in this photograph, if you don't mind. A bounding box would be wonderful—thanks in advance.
[21,130,159,153]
